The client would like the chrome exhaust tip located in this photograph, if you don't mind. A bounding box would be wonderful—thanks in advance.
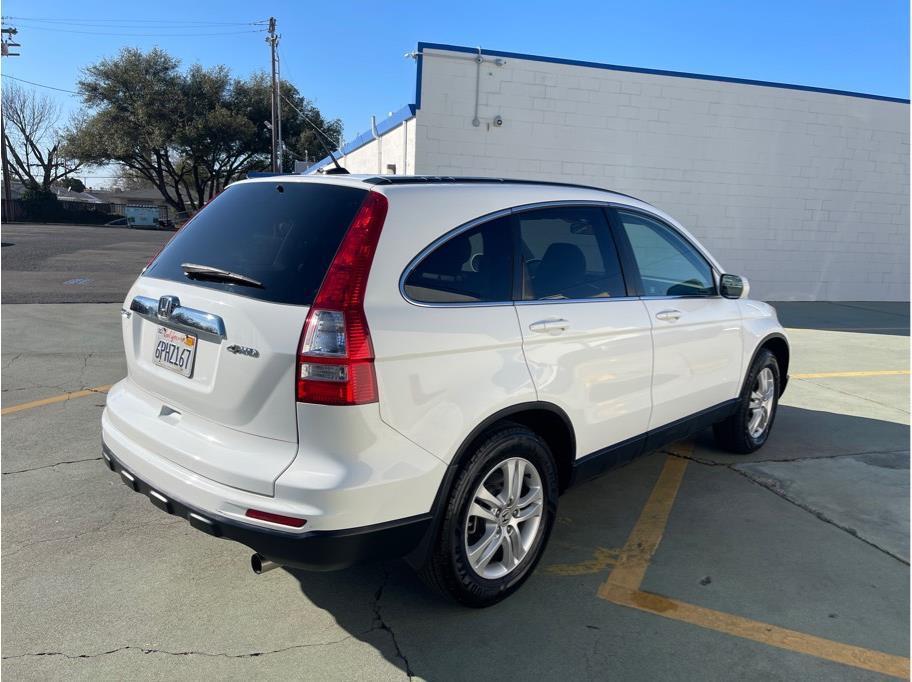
[251,553,280,574]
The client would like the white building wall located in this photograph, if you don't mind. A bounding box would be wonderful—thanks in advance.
[338,118,416,176]
[414,46,910,301]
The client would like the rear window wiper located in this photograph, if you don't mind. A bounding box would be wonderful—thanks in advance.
[181,263,264,289]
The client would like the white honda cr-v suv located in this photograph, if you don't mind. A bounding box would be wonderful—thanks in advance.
[102,175,788,606]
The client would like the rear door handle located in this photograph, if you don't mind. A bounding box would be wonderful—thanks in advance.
[529,319,570,335]
[655,309,682,322]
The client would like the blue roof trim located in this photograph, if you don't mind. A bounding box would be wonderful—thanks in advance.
[307,104,416,174]
[415,41,909,106]
[415,44,424,110]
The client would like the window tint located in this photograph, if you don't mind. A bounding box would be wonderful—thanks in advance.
[145,182,368,306]
[404,216,513,303]
[517,206,625,300]
[616,210,716,297]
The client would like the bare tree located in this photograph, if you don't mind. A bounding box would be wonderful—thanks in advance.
[2,83,83,191]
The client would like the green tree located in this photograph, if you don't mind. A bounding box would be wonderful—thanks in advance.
[61,177,85,192]
[65,48,342,213]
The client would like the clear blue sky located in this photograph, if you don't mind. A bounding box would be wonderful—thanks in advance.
[3,0,908,183]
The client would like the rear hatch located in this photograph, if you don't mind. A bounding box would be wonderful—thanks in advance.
[118,179,368,494]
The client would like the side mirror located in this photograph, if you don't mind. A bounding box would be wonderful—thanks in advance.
[720,274,749,299]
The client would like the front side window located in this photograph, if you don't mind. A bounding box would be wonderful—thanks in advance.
[517,206,626,300]
[616,210,716,297]
[403,216,513,303]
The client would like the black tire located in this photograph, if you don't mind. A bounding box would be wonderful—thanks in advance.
[418,423,558,607]
[713,349,780,454]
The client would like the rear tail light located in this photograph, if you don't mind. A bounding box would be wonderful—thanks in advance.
[296,191,389,405]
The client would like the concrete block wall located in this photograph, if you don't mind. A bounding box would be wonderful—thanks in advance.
[413,45,910,301]
[338,117,416,176]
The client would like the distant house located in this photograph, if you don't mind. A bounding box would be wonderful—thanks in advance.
[55,187,106,204]
[6,181,108,204]
[89,187,170,207]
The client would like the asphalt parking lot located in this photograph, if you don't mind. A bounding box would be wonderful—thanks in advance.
[2,224,909,680]
[1,223,173,304]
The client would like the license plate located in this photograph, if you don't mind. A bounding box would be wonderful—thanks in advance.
[153,326,197,378]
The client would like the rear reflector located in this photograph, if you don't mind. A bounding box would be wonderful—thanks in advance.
[245,508,307,528]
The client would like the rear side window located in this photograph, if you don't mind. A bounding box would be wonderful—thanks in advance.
[403,216,513,304]
[144,182,367,306]
[517,206,626,300]
[615,210,716,297]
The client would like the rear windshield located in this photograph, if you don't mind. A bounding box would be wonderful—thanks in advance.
[144,181,367,306]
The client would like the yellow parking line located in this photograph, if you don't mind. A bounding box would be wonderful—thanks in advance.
[792,370,910,379]
[595,444,910,679]
[601,583,910,679]
[0,384,113,416]
[599,455,687,591]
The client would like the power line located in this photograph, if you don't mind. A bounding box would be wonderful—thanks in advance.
[1,73,79,94]
[280,94,343,152]
[5,16,266,26]
[8,24,267,37]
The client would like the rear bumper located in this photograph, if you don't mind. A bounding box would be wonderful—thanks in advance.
[103,379,447,532]
[103,442,431,570]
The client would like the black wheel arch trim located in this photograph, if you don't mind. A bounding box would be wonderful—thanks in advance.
[746,332,790,396]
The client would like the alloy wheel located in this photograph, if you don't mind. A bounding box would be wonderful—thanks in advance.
[747,367,776,439]
[463,457,544,579]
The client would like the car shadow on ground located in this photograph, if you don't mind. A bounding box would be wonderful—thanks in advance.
[769,301,909,336]
[285,406,909,679]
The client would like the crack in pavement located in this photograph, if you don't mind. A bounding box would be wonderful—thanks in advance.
[662,447,910,467]
[371,564,414,679]
[76,353,95,387]
[1,516,185,560]
[730,466,910,566]
[3,456,103,476]
[2,353,23,369]
[2,383,70,394]
[795,377,911,415]
[1,635,360,662]
[666,450,910,566]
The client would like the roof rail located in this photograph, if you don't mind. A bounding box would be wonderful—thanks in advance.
[362,175,644,202]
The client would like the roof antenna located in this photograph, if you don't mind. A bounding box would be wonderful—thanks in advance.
[321,148,349,175]
[280,94,349,175]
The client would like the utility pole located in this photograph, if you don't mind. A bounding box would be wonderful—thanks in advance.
[275,40,283,173]
[1,108,10,223]
[1,25,20,222]
[266,17,282,173]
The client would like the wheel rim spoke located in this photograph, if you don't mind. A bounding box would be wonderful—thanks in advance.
[469,500,498,523]
[468,527,502,572]
[500,531,516,568]
[474,484,501,509]
[500,459,524,505]
[514,488,543,522]
[503,528,522,569]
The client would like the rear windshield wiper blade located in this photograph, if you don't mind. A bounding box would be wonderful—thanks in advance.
[181,263,264,288]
